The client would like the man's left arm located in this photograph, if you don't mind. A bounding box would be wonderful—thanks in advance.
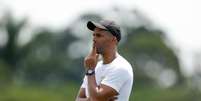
[87,74,118,101]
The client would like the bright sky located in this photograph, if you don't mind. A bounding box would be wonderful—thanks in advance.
[0,0,201,76]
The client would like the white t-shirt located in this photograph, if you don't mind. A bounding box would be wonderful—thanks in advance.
[81,53,134,101]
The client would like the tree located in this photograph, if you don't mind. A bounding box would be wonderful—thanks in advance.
[0,12,27,83]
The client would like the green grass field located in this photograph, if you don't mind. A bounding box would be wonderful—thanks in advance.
[0,83,200,101]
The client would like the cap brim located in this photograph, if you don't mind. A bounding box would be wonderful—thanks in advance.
[87,21,107,31]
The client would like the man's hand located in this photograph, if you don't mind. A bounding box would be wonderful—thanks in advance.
[84,44,99,70]
[108,96,118,101]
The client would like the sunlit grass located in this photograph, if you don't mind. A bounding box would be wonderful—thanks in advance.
[0,82,79,101]
[0,82,200,101]
[131,85,201,101]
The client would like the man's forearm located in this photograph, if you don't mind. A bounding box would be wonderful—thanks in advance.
[87,75,103,100]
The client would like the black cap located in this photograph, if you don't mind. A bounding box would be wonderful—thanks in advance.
[87,20,121,42]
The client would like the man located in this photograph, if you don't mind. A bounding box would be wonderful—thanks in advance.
[76,20,134,101]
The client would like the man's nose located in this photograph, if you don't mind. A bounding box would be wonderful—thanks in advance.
[93,36,96,42]
[93,39,96,43]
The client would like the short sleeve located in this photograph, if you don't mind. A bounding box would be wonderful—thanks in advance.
[81,76,87,88]
[101,68,129,93]
[80,76,90,97]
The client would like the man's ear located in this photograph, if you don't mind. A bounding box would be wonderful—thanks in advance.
[112,37,118,43]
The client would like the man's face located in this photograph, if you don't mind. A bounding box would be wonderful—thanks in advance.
[93,28,114,54]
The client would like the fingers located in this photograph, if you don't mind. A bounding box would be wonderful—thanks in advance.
[108,96,118,101]
[91,43,97,56]
[84,43,99,69]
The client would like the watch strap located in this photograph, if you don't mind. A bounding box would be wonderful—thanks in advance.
[85,69,95,76]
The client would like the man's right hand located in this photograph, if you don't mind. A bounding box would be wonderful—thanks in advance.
[84,43,99,70]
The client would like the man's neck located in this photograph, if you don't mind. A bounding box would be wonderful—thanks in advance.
[102,48,117,64]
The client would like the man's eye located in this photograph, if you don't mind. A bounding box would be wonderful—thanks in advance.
[96,34,101,37]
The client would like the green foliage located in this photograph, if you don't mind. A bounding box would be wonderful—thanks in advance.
[119,27,182,85]
[0,13,27,74]
[0,60,11,84]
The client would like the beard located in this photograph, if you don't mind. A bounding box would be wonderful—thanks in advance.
[96,47,104,54]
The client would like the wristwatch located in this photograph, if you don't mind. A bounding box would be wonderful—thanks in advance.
[86,69,95,76]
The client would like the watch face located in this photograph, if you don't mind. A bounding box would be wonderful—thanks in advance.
[88,70,93,73]
[86,69,95,76]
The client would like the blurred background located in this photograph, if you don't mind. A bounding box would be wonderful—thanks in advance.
[0,0,201,101]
